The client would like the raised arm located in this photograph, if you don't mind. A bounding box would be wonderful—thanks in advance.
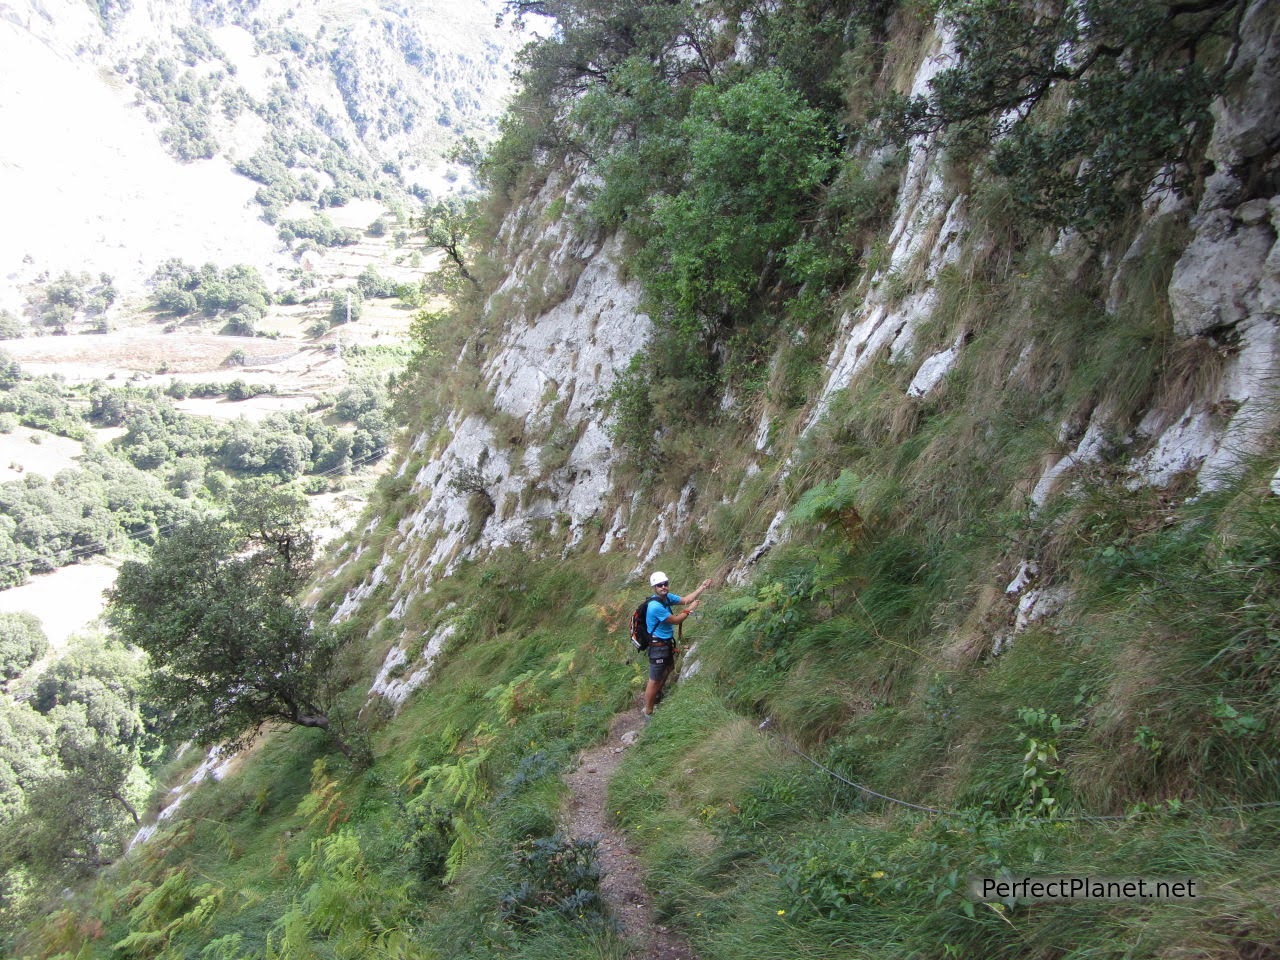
[678,577,714,606]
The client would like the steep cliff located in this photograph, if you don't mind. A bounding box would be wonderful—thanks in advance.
[315,3,1279,955]
[14,2,1279,958]
[344,0,1279,703]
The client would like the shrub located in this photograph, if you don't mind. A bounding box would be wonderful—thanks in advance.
[498,834,608,928]
[603,355,656,472]
[887,0,1237,233]
[0,612,48,683]
[329,290,363,325]
[634,69,839,339]
[355,267,397,299]
[0,311,23,339]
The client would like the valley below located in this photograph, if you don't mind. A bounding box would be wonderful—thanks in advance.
[0,195,438,646]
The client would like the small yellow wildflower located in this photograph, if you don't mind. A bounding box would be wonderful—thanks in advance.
[777,909,786,916]
[870,870,886,879]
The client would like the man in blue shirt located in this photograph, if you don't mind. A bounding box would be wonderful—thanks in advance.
[643,570,713,717]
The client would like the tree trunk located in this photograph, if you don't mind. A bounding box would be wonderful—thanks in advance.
[113,790,140,825]
[296,712,355,761]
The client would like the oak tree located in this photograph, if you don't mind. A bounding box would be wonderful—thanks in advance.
[108,484,355,759]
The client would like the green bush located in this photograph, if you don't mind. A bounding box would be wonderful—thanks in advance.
[634,70,838,339]
[498,834,608,928]
[0,311,22,339]
[329,289,363,325]
[278,215,359,248]
[888,0,1236,232]
[148,260,270,319]
[0,612,47,683]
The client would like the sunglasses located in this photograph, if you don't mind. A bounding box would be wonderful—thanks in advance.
[655,581,669,588]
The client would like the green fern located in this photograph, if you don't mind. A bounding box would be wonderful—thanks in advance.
[296,758,349,834]
[788,469,865,539]
[112,868,224,959]
[269,831,417,959]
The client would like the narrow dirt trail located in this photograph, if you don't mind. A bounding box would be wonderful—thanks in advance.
[560,710,699,960]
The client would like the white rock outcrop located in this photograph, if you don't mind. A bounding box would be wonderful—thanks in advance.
[345,1,1280,671]
[338,170,652,630]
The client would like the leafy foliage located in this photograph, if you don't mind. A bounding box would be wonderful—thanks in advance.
[0,365,88,438]
[112,867,224,957]
[1,633,150,924]
[498,834,608,928]
[0,612,47,685]
[108,483,355,758]
[601,355,656,473]
[417,197,481,289]
[0,453,192,587]
[635,70,839,338]
[131,54,222,161]
[27,271,117,332]
[887,0,1245,231]
[89,384,383,482]
[490,3,872,465]
[148,259,271,324]
[276,214,360,249]
[0,696,56,825]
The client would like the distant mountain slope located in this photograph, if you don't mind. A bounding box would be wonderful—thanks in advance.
[0,0,522,314]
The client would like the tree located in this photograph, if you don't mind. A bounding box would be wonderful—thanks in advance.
[0,697,55,825]
[0,635,148,894]
[329,288,364,325]
[637,69,838,337]
[886,0,1244,232]
[0,613,47,685]
[31,635,145,748]
[0,311,24,340]
[107,483,355,759]
[356,265,397,299]
[334,379,386,421]
[1,705,142,886]
[417,198,479,288]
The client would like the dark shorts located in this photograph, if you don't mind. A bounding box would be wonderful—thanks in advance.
[648,644,674,681]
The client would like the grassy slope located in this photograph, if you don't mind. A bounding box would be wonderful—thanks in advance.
[19,294,1278,959]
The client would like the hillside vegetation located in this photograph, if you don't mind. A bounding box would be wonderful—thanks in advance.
[5,1,1278,959]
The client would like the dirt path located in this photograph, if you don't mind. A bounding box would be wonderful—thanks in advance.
[561,709,698,960]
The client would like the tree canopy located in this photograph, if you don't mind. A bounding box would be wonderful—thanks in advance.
[0,613,47,685]
[1,633,149,895]
[417,197,480,288]
[107,483,354,759]
[887,0,1245,231]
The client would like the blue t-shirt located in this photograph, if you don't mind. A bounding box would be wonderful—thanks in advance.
[646,593,682,640]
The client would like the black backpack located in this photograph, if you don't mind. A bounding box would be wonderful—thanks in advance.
[630,594,672,651]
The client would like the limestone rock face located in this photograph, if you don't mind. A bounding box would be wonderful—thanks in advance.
[406,180,651,565]
[1156,0,1280,488]
[349,2,1280,669]
[1169,211,1274,338]
[338,168,653,637]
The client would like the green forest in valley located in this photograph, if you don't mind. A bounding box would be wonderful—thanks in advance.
[2,1,1277,959]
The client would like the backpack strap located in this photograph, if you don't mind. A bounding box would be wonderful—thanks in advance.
[647,593,675,645]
